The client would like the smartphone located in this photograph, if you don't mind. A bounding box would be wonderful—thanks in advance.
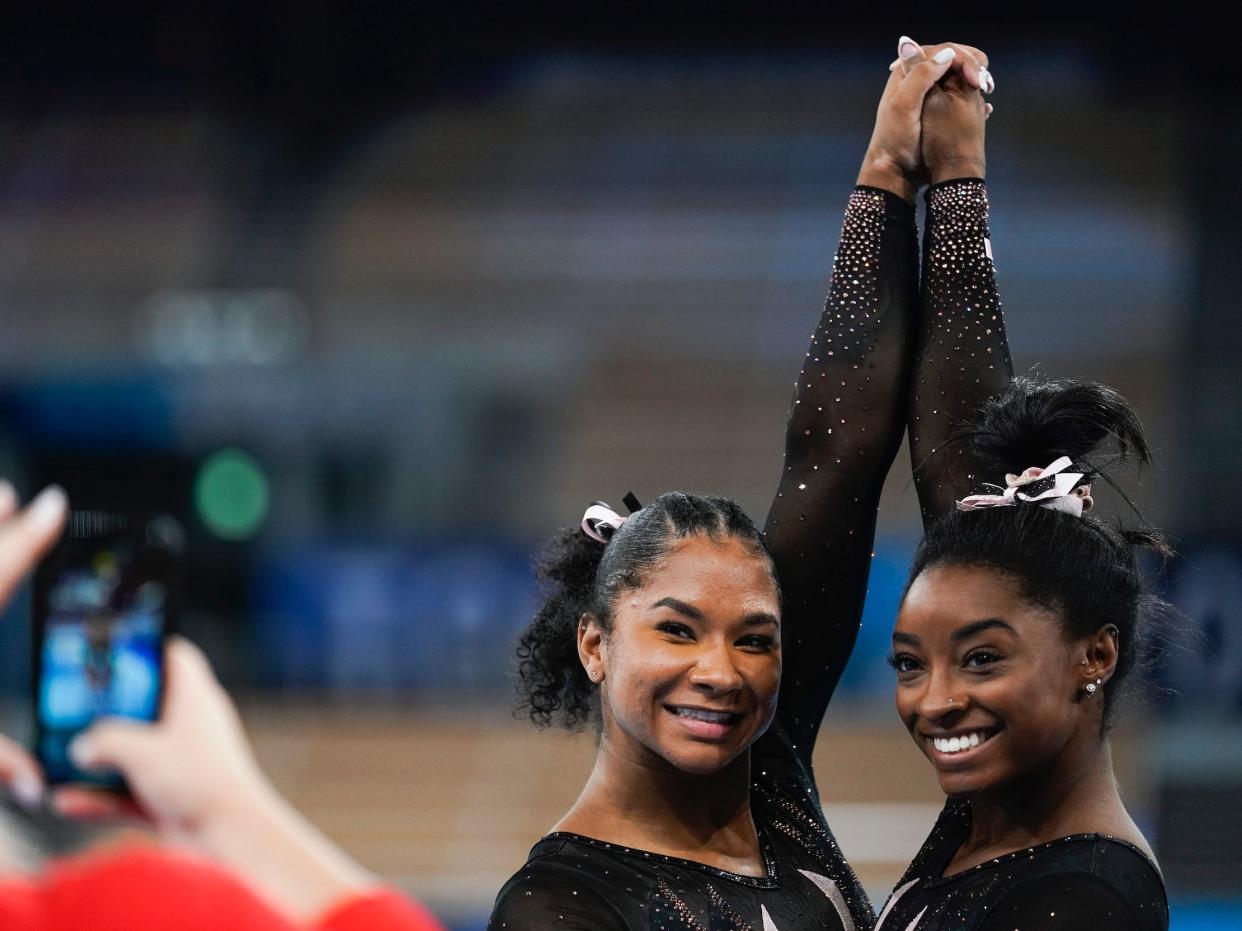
[32,511,182,788]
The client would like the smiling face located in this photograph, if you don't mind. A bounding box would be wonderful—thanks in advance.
[891,564,1106,799]
[583,533,782,776]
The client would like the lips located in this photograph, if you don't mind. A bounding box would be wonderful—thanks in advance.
[665,705,743,740]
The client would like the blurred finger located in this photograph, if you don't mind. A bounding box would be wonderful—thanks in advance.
[51,786,149,822]
[69,717,158,778]
[986,103,994,120]
[0,734,45,808]
[0,486,68,603]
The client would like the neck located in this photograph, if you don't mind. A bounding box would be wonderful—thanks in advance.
[563,732,756,856]
[964,735,1126,855]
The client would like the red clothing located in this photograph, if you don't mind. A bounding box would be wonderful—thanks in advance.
[0,845,443,931]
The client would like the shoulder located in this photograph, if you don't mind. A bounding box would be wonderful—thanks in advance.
[979,839,1168,931]
[489,837,627,931]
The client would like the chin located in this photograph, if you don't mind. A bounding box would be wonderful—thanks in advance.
[664,742,749,775]
[935,764,1019,800]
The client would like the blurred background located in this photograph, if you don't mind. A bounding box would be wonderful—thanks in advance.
[0,5,1238,929]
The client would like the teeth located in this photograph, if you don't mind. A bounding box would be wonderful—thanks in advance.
[675,708,734,724]
[932,731,991,754]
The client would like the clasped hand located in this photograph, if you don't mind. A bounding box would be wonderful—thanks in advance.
[859,35,992,202]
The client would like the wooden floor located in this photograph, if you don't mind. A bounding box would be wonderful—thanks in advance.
[241,700,1155,917]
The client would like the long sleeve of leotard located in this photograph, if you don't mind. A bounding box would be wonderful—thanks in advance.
[908,178,1013,524]
[763,186,919,760]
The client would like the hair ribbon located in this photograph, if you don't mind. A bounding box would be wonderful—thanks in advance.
[581,493,642,544]
[956,455,1094,517]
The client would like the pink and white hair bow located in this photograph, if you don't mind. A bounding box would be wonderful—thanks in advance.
[956,455,1094,517]
[581,501,628,544]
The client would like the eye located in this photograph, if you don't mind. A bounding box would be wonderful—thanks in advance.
[735,634,776,652]
[656,621,695,640]
[886,652,922,675]
[964,649,1003,669]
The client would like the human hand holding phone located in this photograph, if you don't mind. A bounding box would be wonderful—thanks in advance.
[0,479,381,922]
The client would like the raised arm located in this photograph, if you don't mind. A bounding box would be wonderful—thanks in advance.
[905,45,1014,524]
[764,48,959,758]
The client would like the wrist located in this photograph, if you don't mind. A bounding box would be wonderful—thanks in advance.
[193,778,377,923]
[930,156,986,185]
[857,152,918,204]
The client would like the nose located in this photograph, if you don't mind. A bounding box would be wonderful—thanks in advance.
[687,639,744,694]
[914,667,967,725]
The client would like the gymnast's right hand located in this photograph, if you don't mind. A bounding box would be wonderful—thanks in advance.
[857,36,964,202]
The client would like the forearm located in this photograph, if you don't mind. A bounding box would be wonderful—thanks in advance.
[194,781,379,925]
[909,178,1012,523]
[765,185,918,742]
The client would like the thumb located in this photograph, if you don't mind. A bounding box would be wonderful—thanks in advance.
[896,35,926,74]
[70,717,159,777]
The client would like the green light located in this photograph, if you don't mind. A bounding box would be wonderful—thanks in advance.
[194,449,269,540]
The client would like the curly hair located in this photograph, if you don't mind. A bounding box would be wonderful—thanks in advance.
[514,491,775,730]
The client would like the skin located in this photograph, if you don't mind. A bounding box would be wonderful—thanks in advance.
[557,534,782,876]
[891,564,1154,875]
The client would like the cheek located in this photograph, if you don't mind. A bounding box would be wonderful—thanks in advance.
[746,654,783,716]
[605,644,685,712]
[979,665,1076,734]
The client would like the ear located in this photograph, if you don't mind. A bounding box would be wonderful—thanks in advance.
[577,612,606,684]
[1080,624,1120,689]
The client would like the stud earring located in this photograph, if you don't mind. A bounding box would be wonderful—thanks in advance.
[1085,678,1102,696]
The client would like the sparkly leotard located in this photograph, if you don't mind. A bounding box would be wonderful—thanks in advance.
[489,180,1003,931]
[875,799,1169,931]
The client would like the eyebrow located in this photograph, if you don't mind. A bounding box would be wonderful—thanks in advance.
[652,597,703,620]
[650,598,778,628]
[892,617,1018,647]
[950,618,1018,642]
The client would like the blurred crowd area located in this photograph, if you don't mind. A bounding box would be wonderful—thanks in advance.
[0,9,1238,929]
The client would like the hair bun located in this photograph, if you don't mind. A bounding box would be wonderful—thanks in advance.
[971,377,1150,482]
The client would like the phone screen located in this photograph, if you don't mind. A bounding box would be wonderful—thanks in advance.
[33,513,179,787]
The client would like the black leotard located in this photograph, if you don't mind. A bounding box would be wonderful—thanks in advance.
[875,799,1169,931]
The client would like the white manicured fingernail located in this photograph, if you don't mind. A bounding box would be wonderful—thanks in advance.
[28,485,67,532]
[933,48,956,65]
[899,36,920,60]
[986,71,996,94]
[889,58,901,72]
[11,773,42,809]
